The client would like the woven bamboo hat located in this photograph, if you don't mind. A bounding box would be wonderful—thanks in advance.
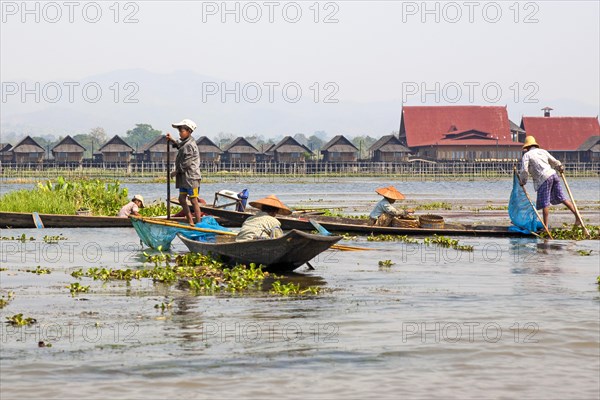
[522,136,539,149]
[375,186,405,200]
[132,194,145,208]
[249,195,292,215]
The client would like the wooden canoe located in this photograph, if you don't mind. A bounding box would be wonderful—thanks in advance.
[177,230,342,272]
[197,206,532,237]
[0,211,187,229]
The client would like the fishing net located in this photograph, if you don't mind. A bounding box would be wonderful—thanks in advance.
[131,216,231,250]
[508,171,543,234]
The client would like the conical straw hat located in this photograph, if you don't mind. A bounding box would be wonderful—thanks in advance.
[249,194,292,215]
[375,186,405,200]
[522,136,539,149]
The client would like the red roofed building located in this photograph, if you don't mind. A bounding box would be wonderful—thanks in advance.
[399,106,522,161]
[520,112,600,162]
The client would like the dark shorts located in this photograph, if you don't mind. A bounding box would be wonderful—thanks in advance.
[536,174,567,210]
[179,187,199,198]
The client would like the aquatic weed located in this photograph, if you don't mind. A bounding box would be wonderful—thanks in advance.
[541,224,599,240]
[423,235,474,252]
[378,260,394,268]
[414,202,452,211]
[43,235,67,244]
[25,266,51,275]
[6,313,36,326]
[0,234,35,242]
[0,177,128,215]
[367,234,473,251]
[154,299,174,312]
[69,282,90,296]
[269,281,321,296]
[0,292,15,309]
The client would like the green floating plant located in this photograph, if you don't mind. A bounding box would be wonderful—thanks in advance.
[6,313,36,326]
[69,282,90,296]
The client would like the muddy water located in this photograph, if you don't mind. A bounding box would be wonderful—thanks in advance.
[1,226,599,399]
[1,178,600,399]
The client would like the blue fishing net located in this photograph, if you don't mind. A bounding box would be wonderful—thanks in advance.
[131,216,231,250]
[508,172,543,234]
[179,216,232,243]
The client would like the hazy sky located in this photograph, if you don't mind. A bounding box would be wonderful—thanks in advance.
[1,0,599,136]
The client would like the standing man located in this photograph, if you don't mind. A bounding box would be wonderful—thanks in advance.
[519,136,582,228]
[166,119,202,226]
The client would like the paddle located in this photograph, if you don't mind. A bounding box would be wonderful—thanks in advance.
[166,136,171,220]
[310,219,332,236]
[560,171,591,238]
[32,212,44,229]
[131,215,237,236]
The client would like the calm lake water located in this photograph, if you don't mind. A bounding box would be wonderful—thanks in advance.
[1,179,599,399]
[2,176,600,204]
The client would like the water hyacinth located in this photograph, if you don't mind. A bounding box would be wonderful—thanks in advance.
[541,224,600,240]
[5,313,36,326]
[69,252,321,297]
[0,177,128,215]
[367,234,474,251]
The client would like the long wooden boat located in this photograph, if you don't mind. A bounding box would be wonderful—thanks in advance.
[0,208,532,237]
[0,211,187,229]
[177,230,342,272]
[197,206,532,237]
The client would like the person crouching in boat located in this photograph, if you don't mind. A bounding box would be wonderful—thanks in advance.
[118,195,144,217]
[369,186,409,227]
[236,195,291,242]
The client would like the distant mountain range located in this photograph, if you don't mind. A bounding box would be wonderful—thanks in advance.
[1,69,598,143]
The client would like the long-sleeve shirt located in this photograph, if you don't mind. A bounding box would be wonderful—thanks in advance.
[519,148,562,191]
[173,137,201,188]
[236,212,283,242]
[117,201,139,217]
[369,198,403,219]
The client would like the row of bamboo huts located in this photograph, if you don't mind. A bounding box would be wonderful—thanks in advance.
[2,106,599,165]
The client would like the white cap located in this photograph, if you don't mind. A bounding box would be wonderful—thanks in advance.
[171,119,197,132]
[132,194,145,208]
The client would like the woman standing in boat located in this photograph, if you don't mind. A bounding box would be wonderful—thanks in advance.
[236,195,290,242]
[166,119,202,226]
[369,186,410,227]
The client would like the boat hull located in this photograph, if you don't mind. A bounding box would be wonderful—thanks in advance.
[0,211,187,229]
[177,230,342,272]
[197,206,531,237]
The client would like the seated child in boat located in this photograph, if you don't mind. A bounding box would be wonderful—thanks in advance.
[166,118,202,226]
[369,186,411,227]
[118,195,144,217]
[236,195,290,242]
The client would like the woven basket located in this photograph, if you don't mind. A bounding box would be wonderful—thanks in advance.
[392,216,419,228]
[419,214,444,229]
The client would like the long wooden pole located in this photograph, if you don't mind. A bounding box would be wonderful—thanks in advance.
[132,215,237,236]
[514,166,553,239]
[132,216,369,251]
[560,171,591,238]
[521,184,553,239]
[166,137,171,220]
